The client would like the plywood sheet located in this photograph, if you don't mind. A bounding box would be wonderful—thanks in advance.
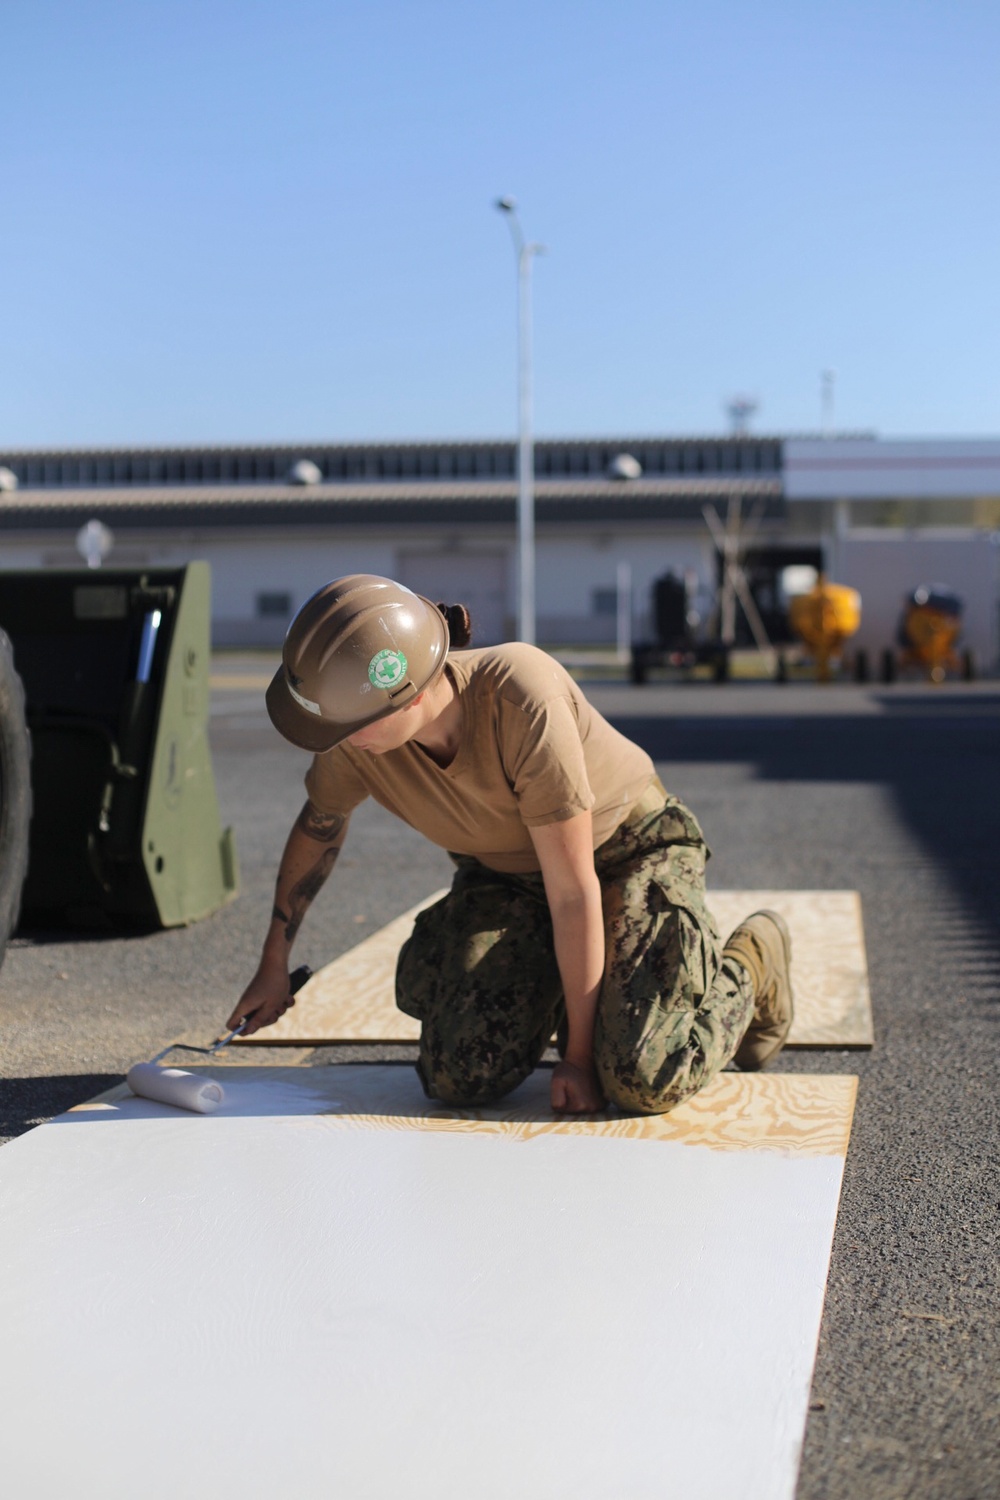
[241,888,872,1048]
[709,889,873,1046]
[239,889,447,1045]
[1,1066,855,1500]
[80,1064,857,1156]
[157,1033,314,1067]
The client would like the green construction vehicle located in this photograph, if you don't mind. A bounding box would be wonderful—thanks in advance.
[0,625,31,967]
[0,561,238,931]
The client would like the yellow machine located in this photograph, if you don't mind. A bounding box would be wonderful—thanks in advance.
[788,576,862,681]
[894,584,967,683]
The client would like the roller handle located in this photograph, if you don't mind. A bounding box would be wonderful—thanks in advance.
[211,967,313,1053]
[288,964,313,996]
[227,964,313,1033]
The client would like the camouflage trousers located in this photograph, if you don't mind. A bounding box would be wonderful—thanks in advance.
[396,780,757,1115]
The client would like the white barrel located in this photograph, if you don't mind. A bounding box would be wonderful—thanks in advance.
[126,1063,225,1114]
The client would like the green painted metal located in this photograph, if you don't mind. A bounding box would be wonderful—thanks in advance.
[138,562,238,925]
[0,563,238,928]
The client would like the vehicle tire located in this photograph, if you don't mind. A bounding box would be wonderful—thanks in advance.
[0,628,31,972]
[853,648,869,683]
[962,648,976,681]
[880,648,896,684]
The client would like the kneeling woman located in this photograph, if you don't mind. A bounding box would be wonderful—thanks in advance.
[230,575,793,1114]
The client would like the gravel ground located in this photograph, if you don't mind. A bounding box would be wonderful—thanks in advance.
[2,668,997,1500]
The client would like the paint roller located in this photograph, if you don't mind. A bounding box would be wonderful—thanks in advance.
[126,965,313,1113]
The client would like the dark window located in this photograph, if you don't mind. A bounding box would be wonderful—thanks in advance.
[256,592,292,618]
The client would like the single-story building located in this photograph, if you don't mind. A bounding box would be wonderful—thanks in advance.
[0,434,997,667]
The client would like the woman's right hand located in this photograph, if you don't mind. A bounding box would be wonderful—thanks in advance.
[226,960,296,1036]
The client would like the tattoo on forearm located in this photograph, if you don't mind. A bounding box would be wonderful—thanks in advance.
[296,804,346,843]
[272,904,290,926]
[282,845,341,943]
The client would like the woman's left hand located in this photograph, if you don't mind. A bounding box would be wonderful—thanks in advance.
[551,1060,605,1113]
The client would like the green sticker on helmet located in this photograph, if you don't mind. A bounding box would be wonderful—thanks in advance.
[368,648,408,689]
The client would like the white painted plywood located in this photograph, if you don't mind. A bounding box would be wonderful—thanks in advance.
[0,1067,854,1500]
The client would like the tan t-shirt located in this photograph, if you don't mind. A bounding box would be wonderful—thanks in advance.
[304,643,654,873]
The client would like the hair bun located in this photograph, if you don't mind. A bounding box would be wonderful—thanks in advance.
[436,602,472,648]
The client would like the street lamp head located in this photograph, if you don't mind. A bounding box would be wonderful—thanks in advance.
[495,196,517,213]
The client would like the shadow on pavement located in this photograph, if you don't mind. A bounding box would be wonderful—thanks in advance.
[609,707,1000,972]
[2,1074,122,1142]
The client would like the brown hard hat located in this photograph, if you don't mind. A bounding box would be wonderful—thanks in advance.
[266,574,450,752]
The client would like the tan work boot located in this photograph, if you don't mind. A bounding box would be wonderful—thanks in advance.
[724,910,794,1070]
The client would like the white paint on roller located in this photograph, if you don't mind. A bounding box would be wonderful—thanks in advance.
[125,1062,225,1113]
[0,1067,851,1500]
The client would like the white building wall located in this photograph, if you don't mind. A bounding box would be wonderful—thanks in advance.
[535,533,711,610]
[533,531,715,642]
[785,439,1000,501]
[381,528,720,644]
[0,540,47,570]
[206,535,398,639]
[838,530,999,670]
[0,521,727,648]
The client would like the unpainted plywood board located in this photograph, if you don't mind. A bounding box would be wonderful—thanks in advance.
[709,889,872,1046]
[237,888,447,1045]
[81,1064,857,1156]
[1,1066,855,1500]
[157,1032,314,1067]
[240,888,872,1048]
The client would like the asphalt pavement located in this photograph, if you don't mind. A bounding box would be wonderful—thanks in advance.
[2,664,998,1500]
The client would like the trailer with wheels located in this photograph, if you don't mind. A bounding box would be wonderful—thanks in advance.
[629,572,731,684]
[881,584,976,684]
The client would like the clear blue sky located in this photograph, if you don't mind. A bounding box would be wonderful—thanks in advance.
[2,0,998,447]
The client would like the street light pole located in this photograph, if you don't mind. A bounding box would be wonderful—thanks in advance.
[496,197,544,644]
